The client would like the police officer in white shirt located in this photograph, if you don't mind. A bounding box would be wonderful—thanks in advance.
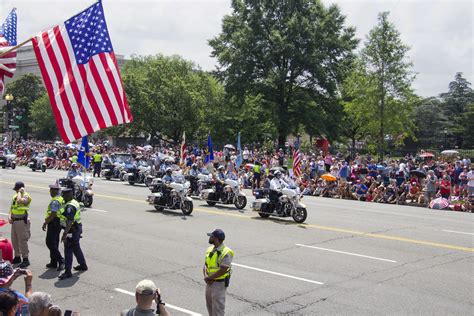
[269,171,288,213]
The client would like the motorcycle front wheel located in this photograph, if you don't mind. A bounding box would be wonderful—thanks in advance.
[83,195,93,207]
[181,200,193,215]
[234,196,247,209]
[41,165,46,172]
[292,207,307,223]
[11,163,16,169]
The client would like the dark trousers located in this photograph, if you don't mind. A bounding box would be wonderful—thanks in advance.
[93,162,101,177]
[64,224,86,271]
[46,221,63,264]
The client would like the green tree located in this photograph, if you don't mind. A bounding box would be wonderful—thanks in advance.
[5,74,45,139]
[463,102,474,147]
[29,94,59,140]
[412,97,446,149]
[209,0,358,147]
[119,55,225,144]
[359,11,416,160]
[440,72,474,147]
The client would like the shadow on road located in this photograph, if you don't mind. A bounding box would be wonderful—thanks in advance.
[145,209,192,220]
[38,269,61,280]
[253,216,308,228]
[53,273,81,288]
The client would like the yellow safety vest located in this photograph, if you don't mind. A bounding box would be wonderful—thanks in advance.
[71,155,78,163]
[253,165,261,173]
[205,245,234,280]
[11,192,32,216]
[59,199,81,227]
[93,153,102,163]
[45,195,64,219]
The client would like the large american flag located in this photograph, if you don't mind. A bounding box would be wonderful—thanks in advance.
[32,1,132,144]
[0,8,17,95]
[292,147,301,178]
[179,131,186,166]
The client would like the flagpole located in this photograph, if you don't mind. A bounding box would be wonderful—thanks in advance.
[0,0,101,58]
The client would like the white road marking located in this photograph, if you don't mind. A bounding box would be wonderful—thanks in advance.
[232,263,324,285]
[86,208,108,213]
[442,230,474,236]
[114,288,202,315]
[296,243,397,263]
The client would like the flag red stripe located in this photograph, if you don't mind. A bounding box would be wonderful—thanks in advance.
[110,52,132,121]
[54,26,95,135]
[41,30,82,140]
[32,37,69,142]
[89,57,119,126]
[98,53,126,123]
[77,65,108,130]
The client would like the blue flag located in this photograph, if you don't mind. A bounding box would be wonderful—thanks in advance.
[235,132,242,168]
[77,136,90,168]
[205,134,214,164]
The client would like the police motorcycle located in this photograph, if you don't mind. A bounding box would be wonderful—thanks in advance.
[101,153,131,180]
[186,165,212,197]
[125,159,153,186]
[27,153,47,172]
[200,166,247,209]
[251,172,307,223]
[146,169,193,215]
[58,173,94,208]
[0,150,16,169]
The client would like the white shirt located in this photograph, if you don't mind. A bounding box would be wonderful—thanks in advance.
[467,170,474,187]
[243,149,249,160]
[270,177,288,191]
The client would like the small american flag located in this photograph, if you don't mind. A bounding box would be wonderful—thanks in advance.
[32,1,132,144]
[292,147,301,178]
[0,8,17,95]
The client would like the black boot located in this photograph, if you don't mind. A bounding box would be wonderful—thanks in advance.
[46,262,57,269]
[58,270,73,280]
[12,256,21,264]
[73,265,88,271]
[19,257,30,268]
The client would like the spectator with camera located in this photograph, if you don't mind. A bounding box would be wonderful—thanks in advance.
[0,260,33,315]
[121,279,170,316]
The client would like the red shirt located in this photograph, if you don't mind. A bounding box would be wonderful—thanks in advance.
[0,238,13,262]
[440,179,451,195]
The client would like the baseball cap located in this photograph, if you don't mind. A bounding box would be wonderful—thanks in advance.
[0,261,15,286]
[207,229,225,240]
[135,279,157,295]
[13,181,25,191]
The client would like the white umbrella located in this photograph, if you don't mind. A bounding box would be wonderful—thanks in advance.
[441,150,459,155]
[66,143,76,149]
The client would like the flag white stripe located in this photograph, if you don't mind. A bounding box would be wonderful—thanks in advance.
[60,26,100,132]
[35,32,75,142]
[47,26,88,137]
[82,61,113,128]
[105,53,128,122]
[92,54,124,124]
[0,57,16,64]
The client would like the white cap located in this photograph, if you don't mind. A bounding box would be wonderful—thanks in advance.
[136,279,157,295]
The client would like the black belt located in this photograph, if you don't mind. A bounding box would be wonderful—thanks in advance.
[12,217,26,221]
[214,279,225,282]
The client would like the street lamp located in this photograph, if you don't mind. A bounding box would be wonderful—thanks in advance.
[4,94,14,141]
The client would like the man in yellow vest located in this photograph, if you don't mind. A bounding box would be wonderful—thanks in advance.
[42,183,65,271]
[8,182,32,268]
[92,150,102,177]
[203,229,233,316]
[58,188,87,280]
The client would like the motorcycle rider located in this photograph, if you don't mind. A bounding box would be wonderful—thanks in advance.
[215,165,226,201]
[189,164,199,177]
[188,164,199,194]
[269,170,288,214]
[67,163,81,179]
[163,167,175,184]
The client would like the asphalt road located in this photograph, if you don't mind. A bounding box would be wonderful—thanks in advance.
[0,166,472,315]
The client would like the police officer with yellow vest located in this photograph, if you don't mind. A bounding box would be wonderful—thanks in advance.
[42,183,65,271]
[92,150,102,177]
[8,182,32,268]
[203,229,233,316]
[58,188,88,280]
